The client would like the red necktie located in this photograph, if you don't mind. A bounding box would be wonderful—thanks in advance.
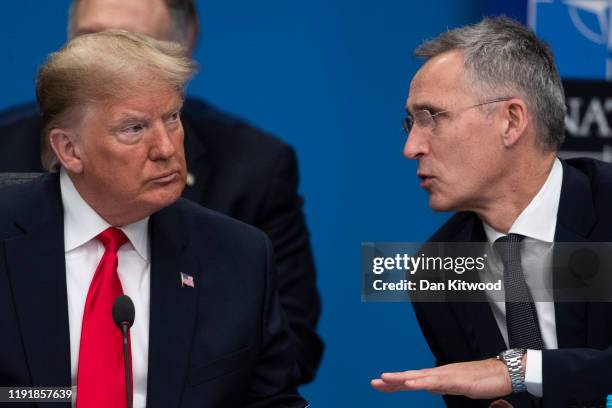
[76,227,132,407]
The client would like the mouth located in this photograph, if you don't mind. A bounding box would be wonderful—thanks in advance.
[151,170,181,184]
[417,173,435,188]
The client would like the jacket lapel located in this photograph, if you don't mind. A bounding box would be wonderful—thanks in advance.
[4,174,71,388]
[552,161,596,348]
[146,204,199,407]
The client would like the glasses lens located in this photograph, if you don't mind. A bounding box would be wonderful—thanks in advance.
[415,110,434,129]
[402,116,413,134]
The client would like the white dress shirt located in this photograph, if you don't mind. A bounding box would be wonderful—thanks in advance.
[481,158,563,398]
[60,169,150,408]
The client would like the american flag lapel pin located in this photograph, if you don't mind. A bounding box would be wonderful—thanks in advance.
[180,272,195,288]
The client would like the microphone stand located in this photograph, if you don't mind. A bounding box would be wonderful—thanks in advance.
[120,323,133,408]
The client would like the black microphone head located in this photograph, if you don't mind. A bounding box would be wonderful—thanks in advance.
[112,295,135,328]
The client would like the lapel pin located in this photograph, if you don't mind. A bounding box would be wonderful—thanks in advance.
[180,272,195,288]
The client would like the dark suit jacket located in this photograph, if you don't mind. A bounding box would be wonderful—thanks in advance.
[412,158,612,408]
[0,97,323,384]
[0,172,308,407]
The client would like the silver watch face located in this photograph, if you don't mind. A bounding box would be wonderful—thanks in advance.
[500,348,525,360]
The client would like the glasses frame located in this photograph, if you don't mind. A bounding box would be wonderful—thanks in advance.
[402,97,514,134]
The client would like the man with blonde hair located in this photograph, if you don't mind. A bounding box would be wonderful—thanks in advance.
[0,0,323,385]
[0,31,307,408]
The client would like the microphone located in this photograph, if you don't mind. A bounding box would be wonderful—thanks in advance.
[112,295,135,408]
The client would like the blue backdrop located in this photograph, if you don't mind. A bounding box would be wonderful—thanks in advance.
[1,1,487,406]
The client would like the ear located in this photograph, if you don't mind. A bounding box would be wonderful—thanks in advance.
[49,128,84,174]
[501,98,529,148]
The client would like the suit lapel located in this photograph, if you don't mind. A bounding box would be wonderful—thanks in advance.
[4,174,71,387]
[555,160,596,242]
[146,204,199,407]
[552,161,596,348]
[181,112,211,203]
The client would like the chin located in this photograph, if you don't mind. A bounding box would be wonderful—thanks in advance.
[146,183,184,211]
[158,187,183,207]
[428,195,455,212]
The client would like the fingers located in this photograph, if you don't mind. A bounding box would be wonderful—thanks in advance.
[403,375,446,394]
[370,370,433,393]
[371,360,512,399]
[370,378,404,393]
[380,370,427,384]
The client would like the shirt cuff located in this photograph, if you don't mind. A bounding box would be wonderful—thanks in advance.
[524,349,543,397]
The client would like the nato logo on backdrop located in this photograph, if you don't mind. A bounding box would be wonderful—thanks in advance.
[530,0,612,79]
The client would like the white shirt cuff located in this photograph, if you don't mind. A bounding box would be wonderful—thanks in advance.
[524,349,543,397]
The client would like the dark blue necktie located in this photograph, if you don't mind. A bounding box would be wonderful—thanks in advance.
[494,234,544,350]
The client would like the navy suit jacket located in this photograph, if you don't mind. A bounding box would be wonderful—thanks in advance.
[0,173,307,407]
[412,158,612,408]
[0,97,323,384]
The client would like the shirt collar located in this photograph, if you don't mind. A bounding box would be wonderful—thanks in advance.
[60,168,150,261]
[483,157,563,244]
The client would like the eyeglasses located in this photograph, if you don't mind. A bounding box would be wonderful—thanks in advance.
[402,97,513,134]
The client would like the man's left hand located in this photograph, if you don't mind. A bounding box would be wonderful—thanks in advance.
[371,359,512,399]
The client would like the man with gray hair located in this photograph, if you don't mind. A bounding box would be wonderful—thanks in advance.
[371,17,612,407]
[0,0,323,385]
[0,31,307,408]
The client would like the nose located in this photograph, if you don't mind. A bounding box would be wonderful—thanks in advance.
[403,127,429,160]
[148,122,179,160]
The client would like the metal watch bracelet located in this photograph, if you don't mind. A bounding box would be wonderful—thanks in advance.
[496,348,527,393]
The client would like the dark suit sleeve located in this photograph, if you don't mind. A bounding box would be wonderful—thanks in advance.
[542,347,612,407]
[246,234,308,408]
[256,145,323,385]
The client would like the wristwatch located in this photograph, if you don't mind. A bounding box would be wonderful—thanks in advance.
[496,348,527,393]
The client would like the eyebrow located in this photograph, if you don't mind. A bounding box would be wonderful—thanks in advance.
[163,102,183,116]
[112,102,183,126]
[406,101,445,114]
[162,108,181,120]
[113,113,150,124]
